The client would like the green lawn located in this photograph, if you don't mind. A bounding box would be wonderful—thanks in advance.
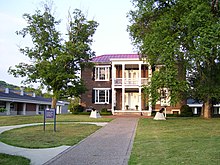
[2,115,219,165]
[129,117,220,165]
[0,153,30,165]
[0,114,113,164]
[0,114,113,126]
[0,123,100,148]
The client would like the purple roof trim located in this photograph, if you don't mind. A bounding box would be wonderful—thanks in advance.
[91,54,140,63]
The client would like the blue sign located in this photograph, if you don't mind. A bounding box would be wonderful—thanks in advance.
[44,108,56,132]
[45,109,55,119]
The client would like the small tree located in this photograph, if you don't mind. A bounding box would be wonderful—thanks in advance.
[9,2,98,108]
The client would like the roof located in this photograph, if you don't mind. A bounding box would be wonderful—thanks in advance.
[187,98,202,104]
[0,91,64,105]
[91,54,140,63]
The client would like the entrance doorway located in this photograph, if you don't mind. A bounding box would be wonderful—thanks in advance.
[125,92,139,110]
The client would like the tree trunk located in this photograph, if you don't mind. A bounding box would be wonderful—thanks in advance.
[177,59,187,106]
[203,99,212,119]
[51,96,57,109]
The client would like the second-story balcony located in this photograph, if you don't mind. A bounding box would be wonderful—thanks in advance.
[114,78,149,87]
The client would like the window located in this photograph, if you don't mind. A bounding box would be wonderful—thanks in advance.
[213,107,220,114]
[93,88,111,104]
[95,66,110,81]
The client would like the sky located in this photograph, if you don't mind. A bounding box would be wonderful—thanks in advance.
[0,0,136,87]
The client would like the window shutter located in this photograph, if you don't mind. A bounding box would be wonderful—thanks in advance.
[109,67,112,79]
[92,67,95,80]
[109,90,112,103]
[152,66,155,72]
[92,90,95,103]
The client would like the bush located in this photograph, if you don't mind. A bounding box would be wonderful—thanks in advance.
[180,105,193,117]
[98,108,111,115]
[100,108,108,112]
[70,105,84,113]
[0,108,6,113]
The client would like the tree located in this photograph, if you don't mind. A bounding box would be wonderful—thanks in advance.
[128,0,220,118]
[128,0,189,107]
[0,80,19,89]
[9,3,98,108]
[187,0,220,118]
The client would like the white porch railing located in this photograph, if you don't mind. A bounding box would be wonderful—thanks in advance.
[114,78,148,86]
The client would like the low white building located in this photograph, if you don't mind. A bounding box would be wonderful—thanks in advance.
[0,87,69,116]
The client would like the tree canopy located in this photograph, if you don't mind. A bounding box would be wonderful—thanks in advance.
[128,0,220,118]
[9,3,98,108]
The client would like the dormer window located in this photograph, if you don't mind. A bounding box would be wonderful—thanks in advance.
[95,66,110,81]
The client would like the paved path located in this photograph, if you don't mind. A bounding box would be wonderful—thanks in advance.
[45,118,138,165]
[0,122,108,165]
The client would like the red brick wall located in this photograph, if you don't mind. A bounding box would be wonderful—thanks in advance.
[81,66,112,111]
[115,89,122,110]
[154,103,182,114]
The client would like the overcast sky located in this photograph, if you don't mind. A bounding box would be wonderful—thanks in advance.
[0,0,136,87]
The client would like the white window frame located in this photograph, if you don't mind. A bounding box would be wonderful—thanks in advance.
[95,66,110,81]
[94,88,111,104]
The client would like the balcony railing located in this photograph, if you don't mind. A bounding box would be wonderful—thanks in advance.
[114,78,148,86]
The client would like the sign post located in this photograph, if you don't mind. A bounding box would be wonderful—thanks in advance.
[44,108,56,132]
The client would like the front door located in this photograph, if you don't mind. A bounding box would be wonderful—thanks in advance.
[125,92,139,110]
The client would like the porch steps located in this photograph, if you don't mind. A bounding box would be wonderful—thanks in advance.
[114,111,151,116]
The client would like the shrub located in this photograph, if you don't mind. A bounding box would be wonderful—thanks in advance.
[70,105,84,113]
[101,108,108,112]
[180,105,193,117]
[100,108,112,115]
[0,108,6,113]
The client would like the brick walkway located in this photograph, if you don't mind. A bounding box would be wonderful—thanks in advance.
[44,118,138,165]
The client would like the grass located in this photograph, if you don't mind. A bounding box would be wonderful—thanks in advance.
[0,153,30,165]
[0,114,113,126]
[0,114,112,164]
[129,117,220,165]
[0,123,101,148]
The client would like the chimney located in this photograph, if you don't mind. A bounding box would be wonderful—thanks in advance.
[20,87,24,96]
[5,88,9,94]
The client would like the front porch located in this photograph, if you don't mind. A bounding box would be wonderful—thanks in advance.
[113,110,152,116]
[111,88,153,115]
[110,58,153,116]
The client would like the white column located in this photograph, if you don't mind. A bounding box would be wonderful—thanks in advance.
[36,104,39,115]
[122,88,125,111]
[6,102,10,115]
[112,90,115,115]
[122,64,125,86]
[139,87,142,111]
[148,65,152,112]
[23,103,26,115]
[111,64,115,114]
[148,65,152,78]
[139,63,142,86]
[112,63,115,87]
[194,107,198,114]
[138,63,142,111]
[122,64,125,111]
[56,106,60,114]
